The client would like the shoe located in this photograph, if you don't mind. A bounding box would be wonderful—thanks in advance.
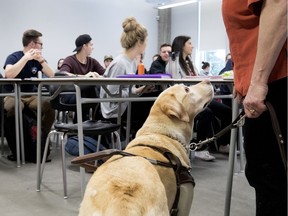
[219,144,230,154]
[195,151,216,161]
[7,154,52,163]
[7,154,16,161]
[219,144,241,155]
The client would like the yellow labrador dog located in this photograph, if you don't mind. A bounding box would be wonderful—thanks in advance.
[78,80,214,216]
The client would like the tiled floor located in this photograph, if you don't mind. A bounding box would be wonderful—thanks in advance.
[0,141,255,216]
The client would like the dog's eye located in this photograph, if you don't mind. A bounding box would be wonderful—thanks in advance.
[184,87,190,93]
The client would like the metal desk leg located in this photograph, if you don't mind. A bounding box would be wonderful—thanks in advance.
[17,87,25,164]
[238,124,245,172]
[126,101,132,145]
[1,97,4,155]
[224,99,239,216]
[14,83,21,167]
[36,83,43,191]
[75,84,85,197]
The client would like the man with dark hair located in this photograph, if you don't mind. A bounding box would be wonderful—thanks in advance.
[148,43,171,74]
[60,34,105,77]
[3,29,55,161]
[59,34,105,121]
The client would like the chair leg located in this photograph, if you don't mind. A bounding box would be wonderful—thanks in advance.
[40,130,58,183]
[95,135,102,166]
[112,131,121,150]
[61,133,68,199]
[1,99,5,156]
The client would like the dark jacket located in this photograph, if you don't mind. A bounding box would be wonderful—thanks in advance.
[148,56,167,74]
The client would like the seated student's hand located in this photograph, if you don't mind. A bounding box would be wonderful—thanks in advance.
[136,85,156,95]
[85,72,102,78]
[25,49,41,61]
[144,85,156,93]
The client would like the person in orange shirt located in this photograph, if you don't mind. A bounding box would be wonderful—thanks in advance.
[222,0,287,215]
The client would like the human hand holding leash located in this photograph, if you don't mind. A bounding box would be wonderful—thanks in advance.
[243,82,268,118]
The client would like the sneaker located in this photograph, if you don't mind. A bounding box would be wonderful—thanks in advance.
[195,151,216,161]
[219,144,230,154]
[219,144,240,155]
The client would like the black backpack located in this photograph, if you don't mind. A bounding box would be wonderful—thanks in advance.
[4,107,49,163]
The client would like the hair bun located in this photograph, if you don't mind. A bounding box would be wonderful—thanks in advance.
[122,17,137,33]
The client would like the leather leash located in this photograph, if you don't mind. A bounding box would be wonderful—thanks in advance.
[190,101,287,174]
[265,101,287,173]
[189,110,246,151]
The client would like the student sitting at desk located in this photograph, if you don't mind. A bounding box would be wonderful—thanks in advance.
[100,17,156,139]
[3,29,55,161]
[148,43,171,74]
[166,35,232,161]
[59,34,105,121]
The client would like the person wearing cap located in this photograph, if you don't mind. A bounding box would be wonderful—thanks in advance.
[60,34,105,77]
[103,55,113,68]
[59,34,106,121]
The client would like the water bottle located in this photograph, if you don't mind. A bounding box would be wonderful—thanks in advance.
[38,71,42,78]
[138,63,145,75]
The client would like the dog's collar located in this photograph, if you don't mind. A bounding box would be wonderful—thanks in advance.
[166,134,189,152]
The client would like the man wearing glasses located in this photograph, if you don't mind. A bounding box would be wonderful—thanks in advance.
[3,29,55,162]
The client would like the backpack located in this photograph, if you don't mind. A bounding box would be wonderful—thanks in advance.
[4,107,49,163]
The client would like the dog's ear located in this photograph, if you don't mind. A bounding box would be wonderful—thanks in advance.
[160,95,190,122]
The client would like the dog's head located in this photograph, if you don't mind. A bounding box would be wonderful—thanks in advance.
[136,80,214,144]
[154,80,214,123]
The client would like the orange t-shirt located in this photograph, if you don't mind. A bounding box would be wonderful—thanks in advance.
[222,0,287,97]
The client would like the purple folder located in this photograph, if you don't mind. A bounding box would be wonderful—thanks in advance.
[116,74,172,78]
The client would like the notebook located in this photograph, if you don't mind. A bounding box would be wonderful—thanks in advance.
[116,74,172,78]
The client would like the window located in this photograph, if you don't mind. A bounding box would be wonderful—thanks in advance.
[199,49,226,75]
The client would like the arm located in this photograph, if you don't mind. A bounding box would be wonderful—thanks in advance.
[39,60,54,77]
[92,59,106,75]
[28,49,54,77]
[106,63,131,97]
[4,49,35,78]
[243,0,287,118]
[5,49,54,78]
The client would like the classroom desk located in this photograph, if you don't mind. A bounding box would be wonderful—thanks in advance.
[30,77,237,216]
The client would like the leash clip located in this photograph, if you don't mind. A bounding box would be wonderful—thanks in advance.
[233,114,246,127]
[189,137,216,151]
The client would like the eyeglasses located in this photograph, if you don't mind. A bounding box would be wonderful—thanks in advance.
[34,41,43,46]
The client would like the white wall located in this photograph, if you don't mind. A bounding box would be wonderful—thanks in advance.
[0,0,159,73]
[170,0,229,69]
[0,0,228,74]
[199,0,227,51]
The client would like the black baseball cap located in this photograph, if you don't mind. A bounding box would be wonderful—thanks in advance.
[73,34,92,52]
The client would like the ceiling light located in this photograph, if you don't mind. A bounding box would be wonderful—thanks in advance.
[157,0,198,9]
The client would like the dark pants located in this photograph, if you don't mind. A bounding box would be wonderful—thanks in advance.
[195,100,232,149]
[244,77,287,216]
[60,86,101,122]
